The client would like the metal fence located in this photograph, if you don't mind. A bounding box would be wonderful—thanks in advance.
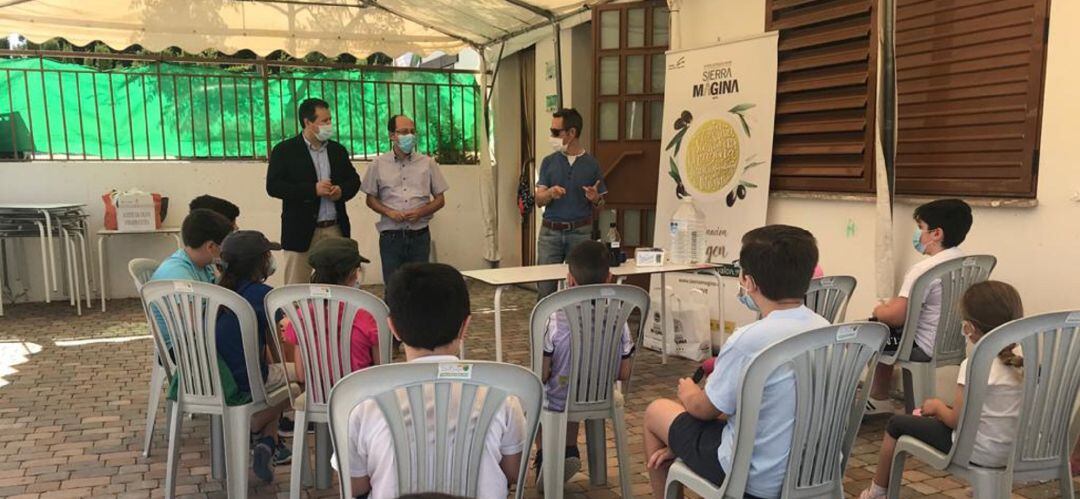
[0,51,481,164]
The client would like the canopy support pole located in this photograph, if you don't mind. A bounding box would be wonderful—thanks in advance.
[552,21,563,109]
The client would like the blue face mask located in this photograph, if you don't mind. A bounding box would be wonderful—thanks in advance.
[737,285,760,312]
[912,226,926,254]
[397,134,416,154]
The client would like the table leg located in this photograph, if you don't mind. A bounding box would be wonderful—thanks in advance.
[75,232,91,309]
[585,419,607,486]
[171,234,182,250]
[41,210,58,292]
[660,273,669,364]
[98,235,107,312]
[494,285,505,362]
[36,222,50,304]
[61,229,74,307]
[701,270,725,352]
[616,276,626,285]
[316,422,331,489]
[211,416,225,480]
[65,232,81,316]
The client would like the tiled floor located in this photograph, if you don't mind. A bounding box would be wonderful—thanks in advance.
[0,282,1075,498]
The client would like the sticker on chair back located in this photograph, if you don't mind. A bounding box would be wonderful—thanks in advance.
[1066,312,1080,325]
[438,363,473,380]
[310,286,332,299]
[836,325,858,341]
[821,277,834,286]
[600,288,616,297]
[962,257,978,267]
[172,281,193,293]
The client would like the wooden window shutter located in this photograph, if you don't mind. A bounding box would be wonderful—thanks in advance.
[895,0,1049,198]
[767,0,878,193]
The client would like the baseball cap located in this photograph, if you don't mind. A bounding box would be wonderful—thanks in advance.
[221,230,281,263]
[307,237,369,273]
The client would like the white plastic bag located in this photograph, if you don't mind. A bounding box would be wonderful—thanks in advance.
[644,286,711,361]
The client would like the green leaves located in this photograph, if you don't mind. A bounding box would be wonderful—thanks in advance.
[728,103,755,138]
[666,127,688,154]
[668,157,682,183]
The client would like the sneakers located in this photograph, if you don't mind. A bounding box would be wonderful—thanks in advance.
[273,440,292,466]
[533,446,581,492]
[278,417,295,438]
[857,483,887,499]
[864,396,897,416]
[252,437,275,483]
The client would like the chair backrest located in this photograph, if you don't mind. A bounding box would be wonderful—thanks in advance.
[528,284,650,415]
[140,280,270,408]
[328,361,542,499]
[724,322,888,498]
[803,276,857,324]
[264,284,392,412]
[128,258,159,290]
[896,255,996,365]
[949,311,1080,476]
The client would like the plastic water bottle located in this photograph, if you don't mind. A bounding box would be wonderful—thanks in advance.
[669,196,706,264]
[605,223,622,266]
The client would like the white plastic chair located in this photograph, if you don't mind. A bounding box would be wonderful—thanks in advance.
[128,258,165,457]
[328,360,543,499]
[666,321,889,499]
[529,283,650,498]
[888,311,1080,498]
[879,255,996,412]
[140,280,291,498]
[263,284,392,498]
[804,275,857,324]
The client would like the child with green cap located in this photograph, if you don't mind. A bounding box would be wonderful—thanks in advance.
[280,237,380,383]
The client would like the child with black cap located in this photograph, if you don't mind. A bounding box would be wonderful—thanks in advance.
[280,236,381,382]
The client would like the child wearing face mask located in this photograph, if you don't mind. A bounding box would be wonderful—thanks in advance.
[858,280,1023,499]
[864,198,974,416]
[213,230,293,481]
[642,225,827,499]
[279,237,381,383]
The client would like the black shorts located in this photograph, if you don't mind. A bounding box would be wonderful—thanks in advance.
[886,415,953,454]
[878,323,932,362]
[668,413,765,498]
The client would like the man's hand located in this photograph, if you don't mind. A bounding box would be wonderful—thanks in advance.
[316,180,334,197]
[387,210,407,223]
[328,185,342,201]
[549,186,567,200]
[403,210,421,223]
[583,180,601,203]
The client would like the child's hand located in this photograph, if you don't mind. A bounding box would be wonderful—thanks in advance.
[646,446,675,470]
[678,377,702,400]
[921,398,945,417]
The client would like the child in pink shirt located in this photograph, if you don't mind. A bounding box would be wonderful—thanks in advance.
[280,237,380,382]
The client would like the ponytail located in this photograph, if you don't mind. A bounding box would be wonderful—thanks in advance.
[997,343,1023,369]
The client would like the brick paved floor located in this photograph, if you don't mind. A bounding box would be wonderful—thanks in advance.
[0,283,1076,498]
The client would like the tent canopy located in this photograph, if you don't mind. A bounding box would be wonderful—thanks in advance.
[0,0,597,59]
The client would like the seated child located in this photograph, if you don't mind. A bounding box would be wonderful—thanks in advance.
[336,263,526,499]
[866,198,973,414]
[214,230,292,481]
[642,224,826,499]
[280,236,380,382]
[534,240,635,485]
[858,280,1023,499]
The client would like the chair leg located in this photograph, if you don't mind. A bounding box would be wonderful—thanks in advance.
[163,400,183,499]
[541,411,568,499]
[1059,460,1074,499]
[968,469,1012,499]
[611,406,633,499]
[222,408,253,498]
[664,478,684,499]
[886,450,907,499]
[143,363,165,457]
[584,419,608,486]
[290,410,310,499]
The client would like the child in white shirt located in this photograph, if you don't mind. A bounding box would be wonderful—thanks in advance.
[858,281,1024,499]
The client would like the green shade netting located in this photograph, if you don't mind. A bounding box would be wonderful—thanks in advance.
[0,58,479,162]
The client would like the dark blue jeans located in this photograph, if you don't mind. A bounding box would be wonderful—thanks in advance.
[379,228,431,285]
[536,225,592,299]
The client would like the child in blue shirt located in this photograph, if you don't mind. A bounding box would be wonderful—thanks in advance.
[643,225,827,499]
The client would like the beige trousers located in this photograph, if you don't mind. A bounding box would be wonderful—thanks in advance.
[283,225,343,284]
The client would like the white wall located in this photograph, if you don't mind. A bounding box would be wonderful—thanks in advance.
[0,160,492,301]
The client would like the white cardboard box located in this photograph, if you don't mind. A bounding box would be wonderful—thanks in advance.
[635,248,665,267]
[116,192,156,231]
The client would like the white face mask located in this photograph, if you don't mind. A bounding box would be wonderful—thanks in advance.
[315,123,334,142]
[549,136,567,154]
[266,255,277,278]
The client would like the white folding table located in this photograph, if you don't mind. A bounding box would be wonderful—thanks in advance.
[97,228,182,311]
[461,260,735,364]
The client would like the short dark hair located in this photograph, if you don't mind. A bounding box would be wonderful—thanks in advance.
[913,198,973,248]
[739,225,818,301]
[386,263,470,350]
[553,108,583,138]
[189,195,239,224]
[567,240,610,285]
[298,98,329,129]
[387,114,412,134]
[181,209,233,249]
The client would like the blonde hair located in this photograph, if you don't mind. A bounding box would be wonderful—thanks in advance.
[960,280,1025,368]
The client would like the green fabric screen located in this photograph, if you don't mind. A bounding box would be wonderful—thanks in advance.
[0,58,480,163]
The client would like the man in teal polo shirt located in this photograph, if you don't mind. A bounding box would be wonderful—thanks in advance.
[148,209,234,349]
[535,108,607,299]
